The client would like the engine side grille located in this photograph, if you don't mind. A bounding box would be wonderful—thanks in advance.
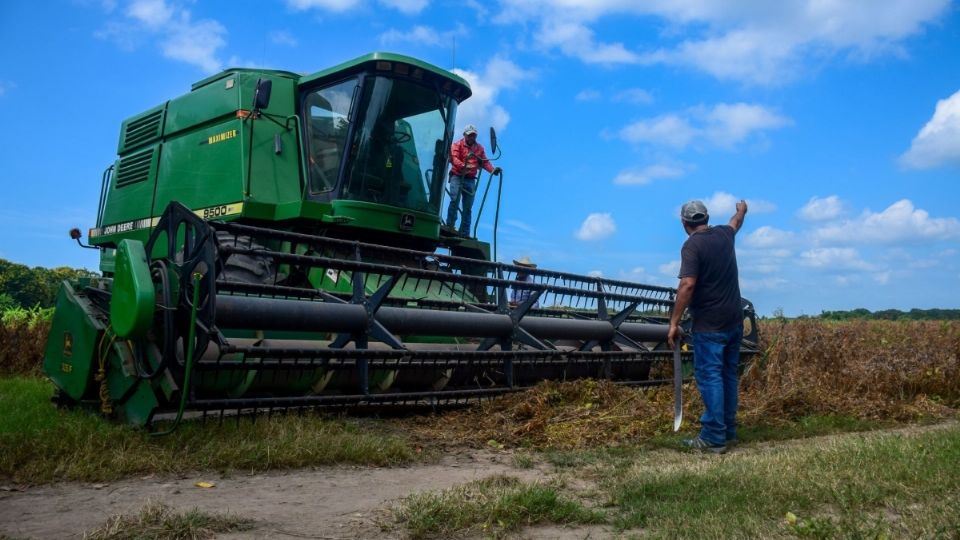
[115,147,156,187]
[119,106,165,153]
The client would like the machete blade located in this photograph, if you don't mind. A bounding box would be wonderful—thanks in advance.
[673,344,683,432]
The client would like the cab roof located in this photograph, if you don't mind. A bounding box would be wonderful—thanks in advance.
[192,52,472,102]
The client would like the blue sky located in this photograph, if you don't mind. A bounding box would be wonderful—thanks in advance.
[1,0,958,316]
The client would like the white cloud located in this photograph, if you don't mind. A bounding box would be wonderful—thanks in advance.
[798,195,844,221]
[658,260,680,277]
[494,0,950,84]
[816,199,960,245]
[619,103,790,150]
[613,88,653,105]
[799,247,874,271]
[378,25,456,47]
[620,114,697,149]
[286,0,360,11]
[701,192,738,216]
[749,263,784,275]
[899,89,960,169]
[453,56,533,133]
[613,164,686,185]
[748,199,778,214]
[534,19,639,65]
[743,226,794,248]
[908,258,938,269]
[0,81,15,98]
[618,266,659,284]
[161,19,226,73]
[288,0,430,14]
[699,191,776,218]
[379,0,429,14]
[126,0,172,27]
[270,30,298,47]
[576,213,616,241]
[740,276,789,292]
[575,89,601,102]
[701,103,792,148]
[740,243,793,276]
[503,219,536,234]
[588,270,604,278]
[98,0,227,72]
[646,28,797,86]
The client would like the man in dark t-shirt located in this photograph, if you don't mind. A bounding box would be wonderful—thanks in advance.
[667,199,748,454]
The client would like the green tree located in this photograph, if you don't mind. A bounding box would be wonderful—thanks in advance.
[0,259,98,308]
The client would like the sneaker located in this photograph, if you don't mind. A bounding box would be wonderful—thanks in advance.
[683,436,727,454]
[726,437,740,447]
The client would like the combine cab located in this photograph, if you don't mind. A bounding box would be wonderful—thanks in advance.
[44,53,758,429]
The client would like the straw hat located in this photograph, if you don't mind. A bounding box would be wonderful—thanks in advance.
[513,256,537,268]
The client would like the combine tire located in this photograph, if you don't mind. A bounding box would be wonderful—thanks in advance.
[216,232,276,285]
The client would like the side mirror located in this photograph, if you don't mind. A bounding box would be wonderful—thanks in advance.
[252,78,272,111]
[489,127,498,154]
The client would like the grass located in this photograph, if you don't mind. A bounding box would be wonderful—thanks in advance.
[604,423,960,538]
[393,474,606,539]
[649,414,893,450]
[0,376,418,484]
[396,423,960,539]
[83,500,255,540]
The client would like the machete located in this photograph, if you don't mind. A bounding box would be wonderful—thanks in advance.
[673,335,684,432]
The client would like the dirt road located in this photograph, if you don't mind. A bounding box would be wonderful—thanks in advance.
[0,449,607,539]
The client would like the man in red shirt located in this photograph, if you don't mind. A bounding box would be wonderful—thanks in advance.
[446,125,501,236]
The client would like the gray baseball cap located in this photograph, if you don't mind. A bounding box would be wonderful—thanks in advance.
[463,124,478,135]
[680,200,709,223]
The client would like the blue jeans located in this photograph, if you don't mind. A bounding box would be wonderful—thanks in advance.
[445,175,477,235]
[692,326,743,445]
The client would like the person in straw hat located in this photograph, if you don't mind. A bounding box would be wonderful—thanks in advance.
[510,256,539,307]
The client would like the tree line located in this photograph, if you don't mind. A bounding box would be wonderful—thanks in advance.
[766,306,960,321]
[0,259,98,310]
[817,308,960,321]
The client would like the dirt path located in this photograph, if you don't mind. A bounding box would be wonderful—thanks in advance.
[4,422,955,539]
[0,449,600,540]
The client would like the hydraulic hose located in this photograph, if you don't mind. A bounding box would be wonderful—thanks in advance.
[473,170,494,237]
[472,169,504,263]
[151,272,202,437]
[492,170,503,263]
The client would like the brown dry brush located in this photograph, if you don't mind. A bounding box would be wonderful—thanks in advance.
[739,319,960,424]
[406,320,960,449]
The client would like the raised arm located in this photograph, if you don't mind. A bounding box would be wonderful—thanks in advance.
[728,200,748,233]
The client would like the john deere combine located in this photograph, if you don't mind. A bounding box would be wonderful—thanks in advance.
[43,52,758,430]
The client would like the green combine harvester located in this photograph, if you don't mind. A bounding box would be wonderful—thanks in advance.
[43,52,758,430]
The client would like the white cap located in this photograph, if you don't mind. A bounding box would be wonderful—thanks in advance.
[463,124,478,135]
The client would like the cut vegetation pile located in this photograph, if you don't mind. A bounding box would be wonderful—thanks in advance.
[405,320,960,449]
